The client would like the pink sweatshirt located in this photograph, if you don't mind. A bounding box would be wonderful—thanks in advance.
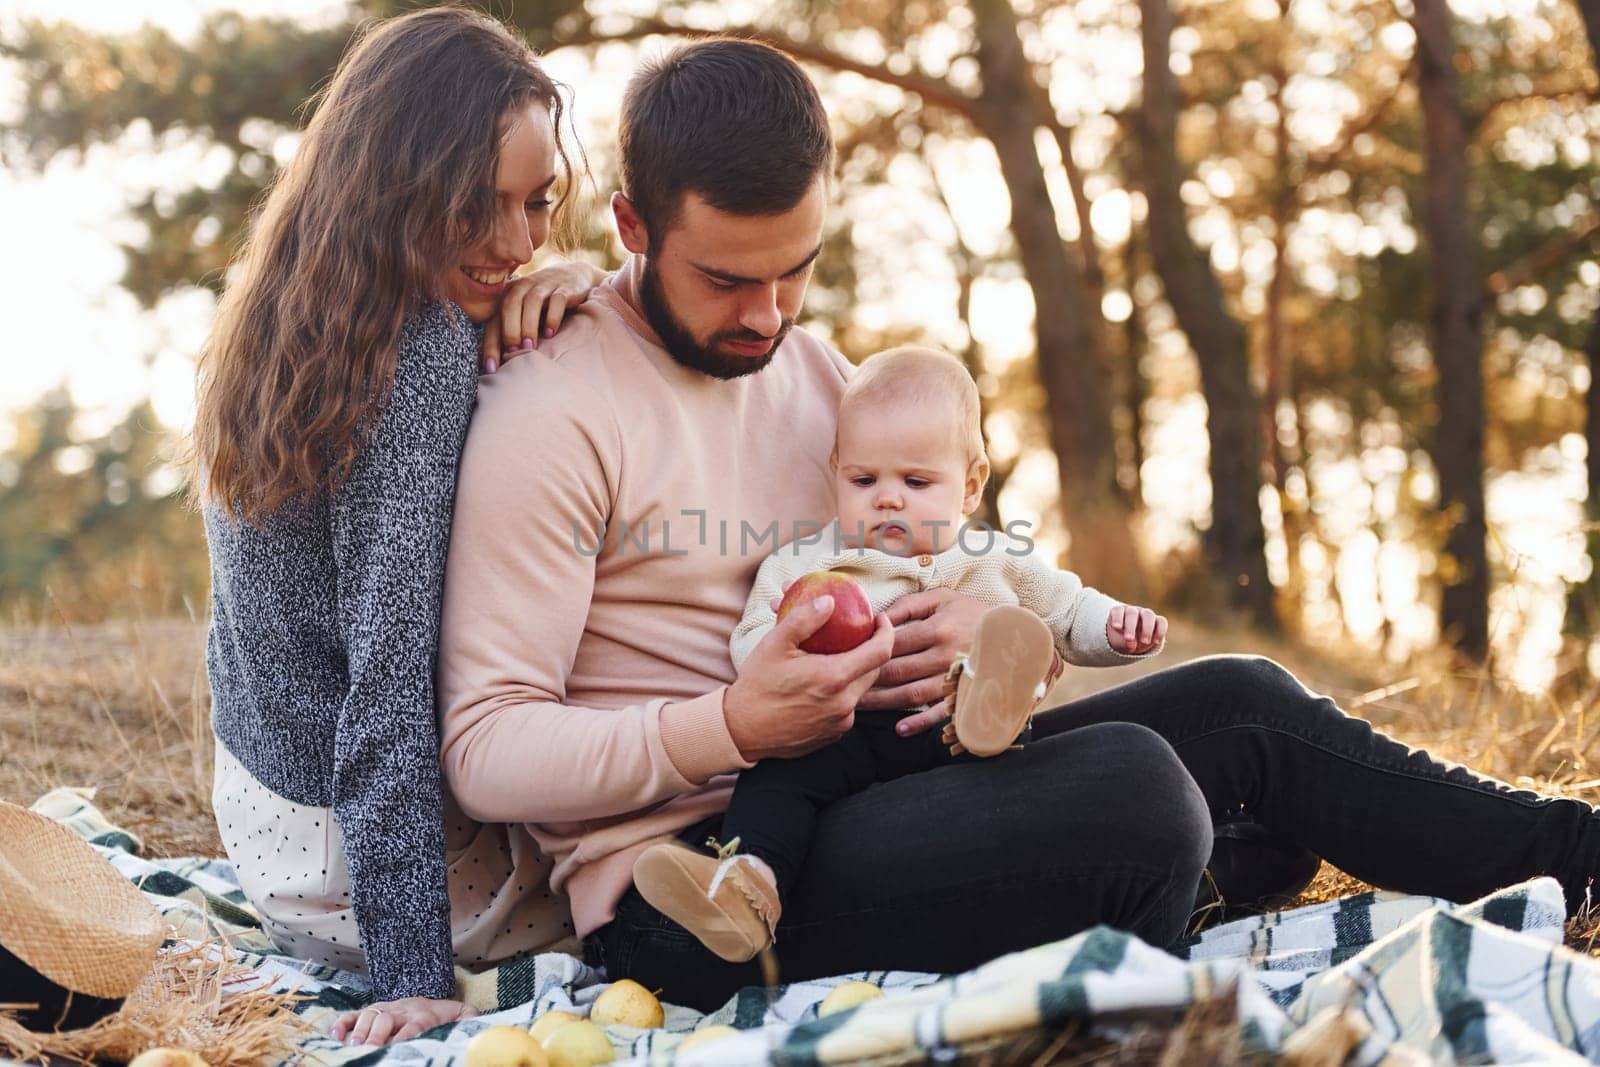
[437,257,853,938]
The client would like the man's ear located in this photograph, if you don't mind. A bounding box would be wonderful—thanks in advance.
[962,458,990,516]
[612,192,650,255]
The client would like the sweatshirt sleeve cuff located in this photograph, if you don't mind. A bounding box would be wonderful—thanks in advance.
[1065,591,1160,666]
[362,919,457,1001]
[659,687,754,784]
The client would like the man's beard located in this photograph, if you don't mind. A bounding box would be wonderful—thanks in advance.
[639,259,793,380]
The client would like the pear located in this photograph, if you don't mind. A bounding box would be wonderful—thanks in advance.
[463,1025,550,1067]
[589,978,664,1029]
[818,980,883,1016]
[529,1009,585,1044]
[677,1025,739,1052]
[541,1020,614,1067]
[128,1051,210,1067]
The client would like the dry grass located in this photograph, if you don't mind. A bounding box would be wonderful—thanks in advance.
[1,612,1598,1065]
[1283,639,1600,941]
[0,939,311,1066]
[0,616,218,857]
[2,611,1597,931]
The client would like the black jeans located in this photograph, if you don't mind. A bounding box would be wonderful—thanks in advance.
[721,708,1015,898]
[585,655,1600,1012]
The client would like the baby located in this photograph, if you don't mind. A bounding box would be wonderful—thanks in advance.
[631,346,1167,963]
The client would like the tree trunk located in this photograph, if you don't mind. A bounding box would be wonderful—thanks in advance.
[1122,226,1148,504]
[969,0,1145,595]
[1264,0,1294,492]
[1578,0,1600,66]
[1566,0,1600,644]
[957,270,1012,530]
[926,145,1012,528]
[1047,116,1147,511]
[1567,316,1600,637]
[1568,0,1600,643]
[1135,0,1276,627]
[1586,314,1600,623]
[1045,119,1106,302]
[1413,0,1490,658]
[1266,0,1307,628]
[1043,117,1111,387]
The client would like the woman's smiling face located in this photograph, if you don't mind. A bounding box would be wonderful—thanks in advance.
[445,103,557,323]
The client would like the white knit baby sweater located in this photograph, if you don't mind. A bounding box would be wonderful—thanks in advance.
[729,519,1161,672]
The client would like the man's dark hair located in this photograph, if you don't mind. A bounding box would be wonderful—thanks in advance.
[619,38,833,241]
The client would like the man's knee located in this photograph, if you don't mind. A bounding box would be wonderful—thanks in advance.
[1063,722,1212,873]
[1043,722,1210,943]
[1195,654,1333,721]
[1199,653,1300,692]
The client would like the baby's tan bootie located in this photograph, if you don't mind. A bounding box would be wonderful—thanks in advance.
[632,837,780,963]
[942,606,1058,758]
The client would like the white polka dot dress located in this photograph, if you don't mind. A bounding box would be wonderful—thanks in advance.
[213,742,574,975]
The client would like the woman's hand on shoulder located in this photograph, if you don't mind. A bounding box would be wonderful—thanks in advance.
[481,258,609,374]
[332,997,478,1045]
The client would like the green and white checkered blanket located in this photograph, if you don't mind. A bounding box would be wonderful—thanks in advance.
[17,789,1600,1065]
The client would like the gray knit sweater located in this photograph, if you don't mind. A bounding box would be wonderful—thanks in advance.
[205,304,479,1000]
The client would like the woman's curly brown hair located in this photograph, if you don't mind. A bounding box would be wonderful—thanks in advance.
[192,6,578,523]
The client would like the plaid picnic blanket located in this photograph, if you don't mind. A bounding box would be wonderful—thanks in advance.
[17,788,1600,1065]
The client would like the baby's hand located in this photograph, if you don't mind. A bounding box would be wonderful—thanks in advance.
[1107,604,1167,655]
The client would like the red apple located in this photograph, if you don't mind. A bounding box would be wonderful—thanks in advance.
[776,570,876,653]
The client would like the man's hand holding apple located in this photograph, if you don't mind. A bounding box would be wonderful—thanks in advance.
[723,592,895,762]
[857,588,989,712]
[758,582,988,741]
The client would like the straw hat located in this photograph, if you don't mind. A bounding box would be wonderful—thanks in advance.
[0,801,165,1028]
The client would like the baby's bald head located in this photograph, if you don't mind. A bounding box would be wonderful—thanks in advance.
[836,346,988,484]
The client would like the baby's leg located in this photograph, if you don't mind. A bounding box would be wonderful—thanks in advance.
[631,727,887,963]
[723,725,880,899]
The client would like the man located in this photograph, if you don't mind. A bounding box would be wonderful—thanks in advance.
[437,38,1209,1008]
[438,38,1600,1012]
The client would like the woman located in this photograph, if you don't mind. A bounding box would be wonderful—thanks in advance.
[193,9,598,1044]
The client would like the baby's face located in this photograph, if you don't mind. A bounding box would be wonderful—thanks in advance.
[833,401,978,557]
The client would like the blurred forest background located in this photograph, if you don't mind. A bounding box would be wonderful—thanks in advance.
[3,0,1599,694]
